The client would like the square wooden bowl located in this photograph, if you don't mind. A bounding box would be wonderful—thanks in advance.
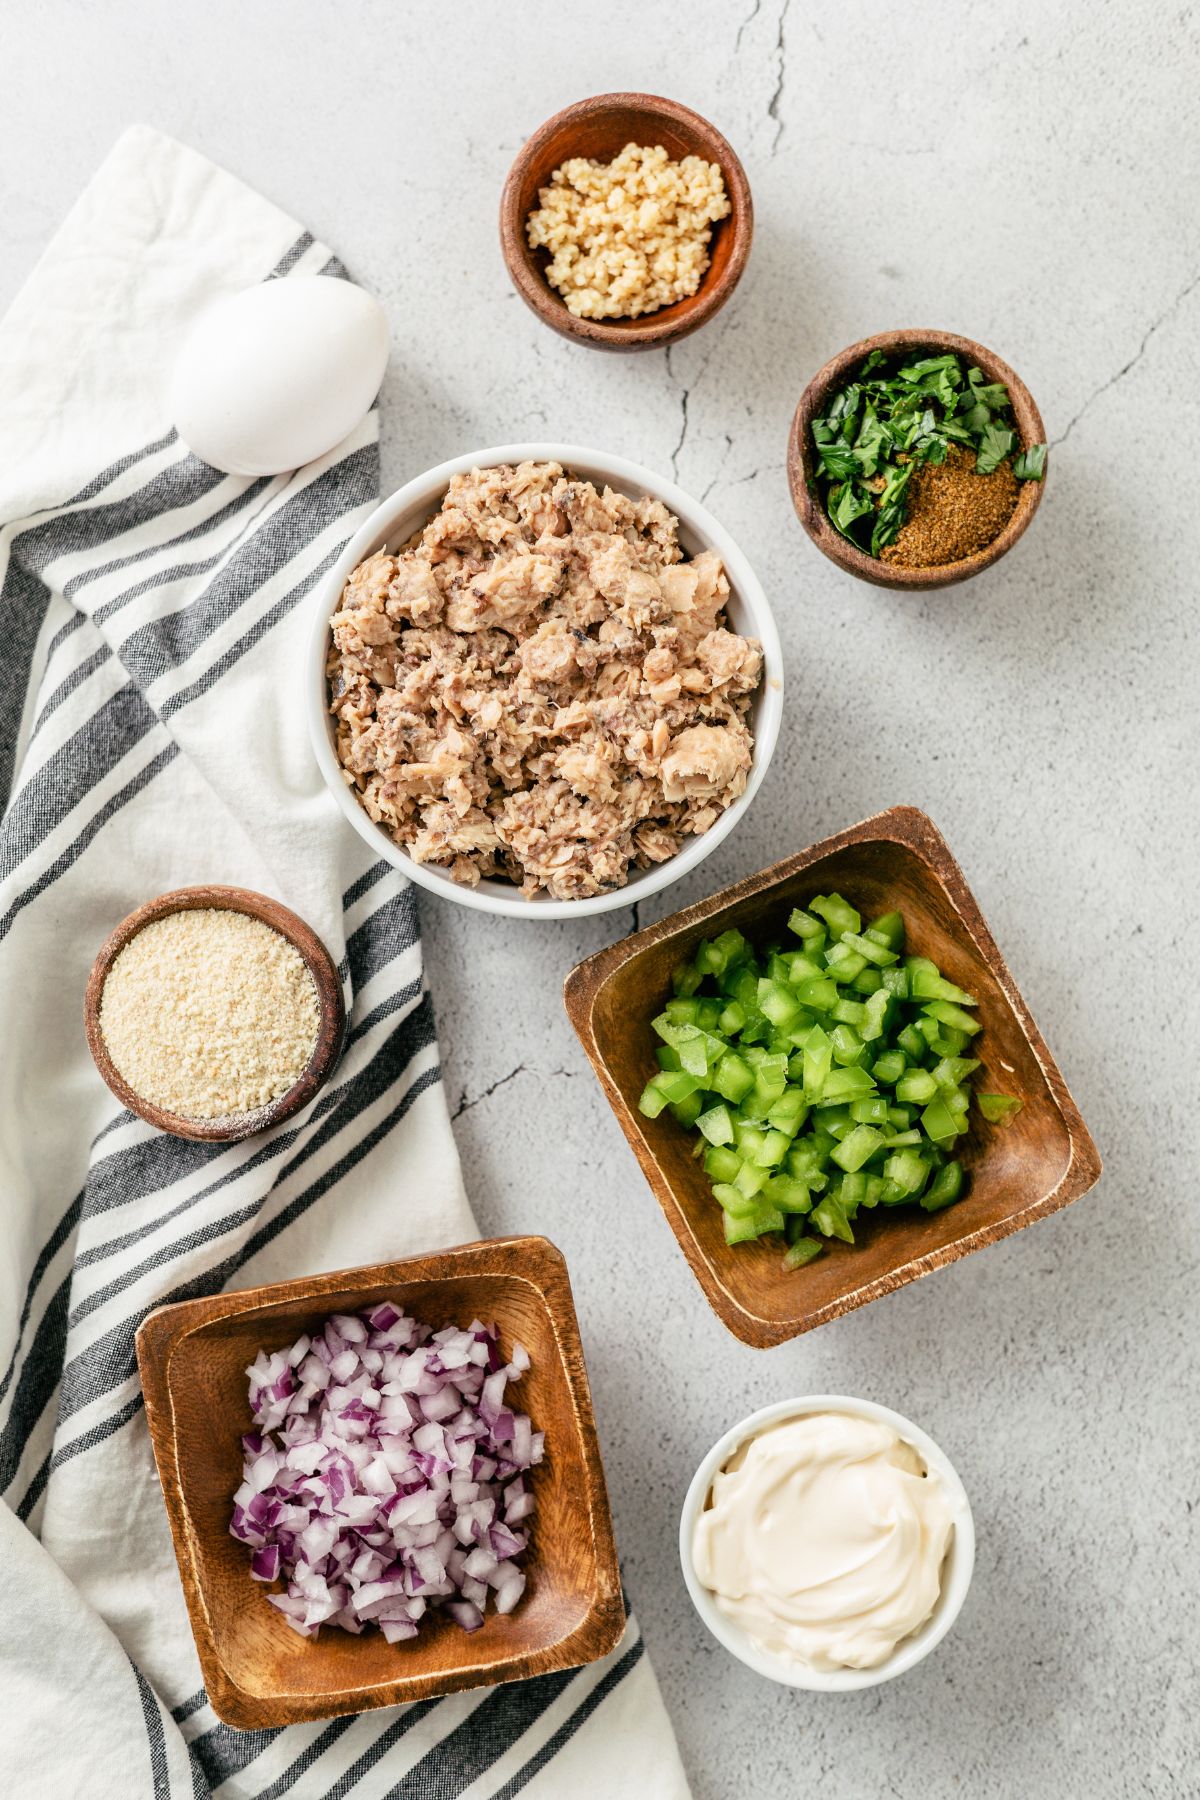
[136,1236,624,1728]
[564,807,1101,1347]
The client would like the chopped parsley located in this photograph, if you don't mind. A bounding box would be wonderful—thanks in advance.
[810,350,1047,558]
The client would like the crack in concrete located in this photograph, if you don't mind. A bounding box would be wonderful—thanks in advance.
[1052,268,1200,446]
[700,434,734,504]
[735,0,761,53]
[626,901,641,936]
[452,1064,526,1120]
[451,1063,576,1120]
[666,345,691,479]
[768,0,792,151]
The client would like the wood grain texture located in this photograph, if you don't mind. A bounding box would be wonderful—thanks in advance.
[564,807,1101,1347]
[135,1235,625,1729]
[787,330,1048,591]
[84,885,345,1143]
[499,92,752,352]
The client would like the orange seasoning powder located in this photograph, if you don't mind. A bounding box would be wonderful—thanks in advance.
[881,445,1019,569]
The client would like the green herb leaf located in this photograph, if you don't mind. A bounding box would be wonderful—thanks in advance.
[852,406,888,478]
[827,384,861,440]
[939,418,974,444]
[915,434,949,465]
[870,463,913,556]
[829,481,872,541]
[975,422,1016,475]
[1012,442,1048,480]
[966,371,1011,411]
[897,355,961,383]
[814,436,859,480]
[959,402,993,435]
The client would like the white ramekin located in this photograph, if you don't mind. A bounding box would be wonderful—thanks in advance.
[305,443,783,919]
[679,1395,975,1691]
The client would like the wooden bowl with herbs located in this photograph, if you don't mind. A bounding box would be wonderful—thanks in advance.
[788,330,1048,591]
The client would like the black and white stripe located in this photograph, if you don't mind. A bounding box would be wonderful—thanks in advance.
[0,205,656,1800]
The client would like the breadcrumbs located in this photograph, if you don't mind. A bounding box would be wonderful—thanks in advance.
[99,909,320,1121]
[881,446,1020,568]
[526,142,730,321]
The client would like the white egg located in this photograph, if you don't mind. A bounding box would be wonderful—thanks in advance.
[170,277,389,477]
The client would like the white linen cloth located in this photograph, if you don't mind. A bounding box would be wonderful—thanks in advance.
[0,125,690,1800]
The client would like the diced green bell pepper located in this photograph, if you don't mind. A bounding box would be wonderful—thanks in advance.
[824,943,869,985]
[763,1174,813,1212]
[820,1064,877,1104]
[809,892,862,938]
[931,1055,980,1090]
[871,1048,907,1085]
[978,1092,1023,1124]
[801,1025,833,1101]
[851,967,884,995]
[712,1180,759,1216]
[750,1128,791,1169]
[921,1000,982,1036]
[865,911,905,951]
[840,931,899,969]
[703,1145,741,1184]
[766,1089,809,1135]
[782,1235,824,1269]
[796,977,839,1013]
[909,967,977,1006]
[883,1148,931,1195]
[733,1159,770,1199]
[723,1205,785,1245]
[696,1103,735,1146]
[811,1193,855,1242]
[672,961,702,998]
[712,1052,754,1104]
[831,1124,886,1172]
[921,1097,961,1144]
[830,1023,866,1067]
[849,1095,890,1125]
[787,907,825,942]
[921,1159,965,1210]
[895,1068,938,1105]
[897,1021,928,1060]
[669,1093,704,1127]
[860,989,892,1042]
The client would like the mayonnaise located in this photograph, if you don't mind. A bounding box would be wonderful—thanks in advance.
[692,1412,955,1672]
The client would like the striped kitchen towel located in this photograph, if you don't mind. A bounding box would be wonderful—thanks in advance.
[0,126,690,1800]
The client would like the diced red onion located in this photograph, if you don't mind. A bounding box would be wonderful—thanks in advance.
[231,1306,541,1641]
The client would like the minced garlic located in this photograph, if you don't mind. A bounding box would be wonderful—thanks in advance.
[99,908,320,1121]
[526,142,731,321]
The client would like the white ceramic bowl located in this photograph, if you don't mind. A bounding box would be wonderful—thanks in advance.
[679,1395,975,1691]
[306,443,783,919]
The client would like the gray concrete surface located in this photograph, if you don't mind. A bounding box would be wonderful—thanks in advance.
[3,3,1197,1795]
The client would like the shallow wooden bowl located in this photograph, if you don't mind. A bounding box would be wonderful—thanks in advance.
[500,92,753,352]
[136,1236,624,1728]
[788,329,1048,591]
[564,807,1100,1347]
[84,884,345,1142]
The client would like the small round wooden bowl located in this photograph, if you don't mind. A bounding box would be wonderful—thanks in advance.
[84,886,346,1143]
[787,328,1048,592]
[499,93,753,352]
